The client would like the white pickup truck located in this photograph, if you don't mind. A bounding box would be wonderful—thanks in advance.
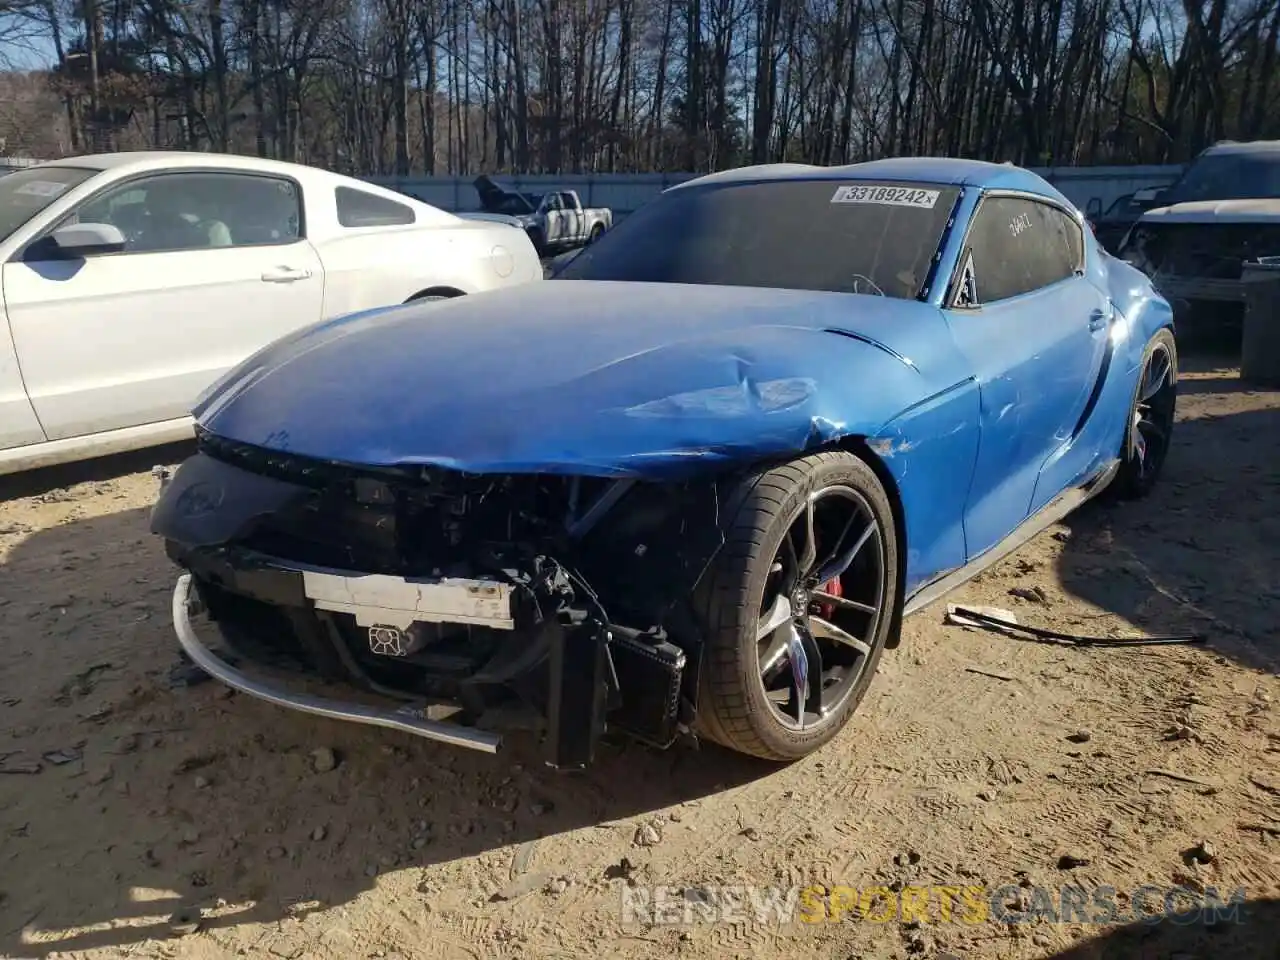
[472,176,613,255]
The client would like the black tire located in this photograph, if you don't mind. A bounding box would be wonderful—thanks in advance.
[588,223,604,244]
[693,451,899,761]
[1111,327,1177,500]
[527,228,545,254]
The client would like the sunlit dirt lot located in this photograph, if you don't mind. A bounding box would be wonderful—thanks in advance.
[2,349,1278,960]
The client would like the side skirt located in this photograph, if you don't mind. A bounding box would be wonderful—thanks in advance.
[902,458,1120,619]
[0,416,195,477]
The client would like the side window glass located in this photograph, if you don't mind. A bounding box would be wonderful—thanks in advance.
[546,194,563,212]
[1046,206,1084,274]
[61,172,301,253]
[335,186,416,228]
[962,196,1079,305]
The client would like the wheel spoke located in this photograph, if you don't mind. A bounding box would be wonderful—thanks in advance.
[797,495,818,578]
[756,594,793,642]
[813,521,877,586]
[781,530,800,592]
[813,591,878,615]
[1129,410,1144,461]
[784,624,811,729]
[811,506,859,580]
[796,620,825,721]
[808,614,873,657]
[1141,351,1171,402]
[759,631,790,679]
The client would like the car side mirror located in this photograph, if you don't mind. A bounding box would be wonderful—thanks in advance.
[50,222,126,258]
[1085,198,1102,218]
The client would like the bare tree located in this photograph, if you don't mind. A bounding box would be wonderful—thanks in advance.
[0,0,1276,171]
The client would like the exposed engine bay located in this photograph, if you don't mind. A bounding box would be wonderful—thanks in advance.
[152,429,734,768]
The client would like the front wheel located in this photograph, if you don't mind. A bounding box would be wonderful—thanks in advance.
[1112,328,1177,499]
[693,451,899,761]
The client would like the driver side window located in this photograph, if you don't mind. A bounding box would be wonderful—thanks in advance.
[957,196,1084,306]
[52,172,302,255]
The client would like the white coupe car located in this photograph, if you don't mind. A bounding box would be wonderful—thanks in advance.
[0,152,543,476]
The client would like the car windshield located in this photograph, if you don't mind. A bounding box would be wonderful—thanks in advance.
[1165,153,1280,203]
[554,179,960,299]
[0,166,97,244]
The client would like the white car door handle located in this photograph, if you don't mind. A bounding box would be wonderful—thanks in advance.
[261,267,312,283]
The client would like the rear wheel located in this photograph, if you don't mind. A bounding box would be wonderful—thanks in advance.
[588,223,604,244]
[694,451,899,761]
[1112,328,1177,499]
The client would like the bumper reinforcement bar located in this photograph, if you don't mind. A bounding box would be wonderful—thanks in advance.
[170,574,502,754]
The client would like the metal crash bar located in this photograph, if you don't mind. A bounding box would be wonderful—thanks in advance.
[170,574,502,754]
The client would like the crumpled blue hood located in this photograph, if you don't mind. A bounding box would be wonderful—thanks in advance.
[195,281,950,479]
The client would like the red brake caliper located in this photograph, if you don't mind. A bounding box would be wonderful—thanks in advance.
[816,575,842,619]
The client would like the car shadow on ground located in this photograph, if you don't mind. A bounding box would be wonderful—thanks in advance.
[1045,896,1278,960]
[0,440,195,502]
[0,497,777,956]
[1049,349,1279,676]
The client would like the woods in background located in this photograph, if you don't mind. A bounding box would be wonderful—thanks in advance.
[0,0,1277,175]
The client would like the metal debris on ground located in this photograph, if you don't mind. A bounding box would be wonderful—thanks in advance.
[0,760,42,775]
[948,605,1205,646]
[41,747,82,766]
[946,604,1020,633]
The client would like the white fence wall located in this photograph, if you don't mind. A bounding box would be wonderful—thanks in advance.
[369,165,1184,219]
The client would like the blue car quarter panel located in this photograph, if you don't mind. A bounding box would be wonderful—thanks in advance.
[1036,255,1177,497]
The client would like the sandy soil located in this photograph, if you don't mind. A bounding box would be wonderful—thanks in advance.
[2,352,1279,960]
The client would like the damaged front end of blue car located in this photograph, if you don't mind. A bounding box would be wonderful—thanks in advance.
[153,428,744,768]
[149,280,938,769]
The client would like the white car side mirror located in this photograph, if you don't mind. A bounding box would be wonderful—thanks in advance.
[51,222,127,257]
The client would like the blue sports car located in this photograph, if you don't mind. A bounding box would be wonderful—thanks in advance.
[151,158,1177,768]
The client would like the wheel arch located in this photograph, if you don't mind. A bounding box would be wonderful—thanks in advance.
[405,286,466,303]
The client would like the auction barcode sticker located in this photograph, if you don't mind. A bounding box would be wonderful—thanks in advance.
[831,184,940,209]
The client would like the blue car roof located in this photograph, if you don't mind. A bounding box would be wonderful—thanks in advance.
[674,157,1069,205]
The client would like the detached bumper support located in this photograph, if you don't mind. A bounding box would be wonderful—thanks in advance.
[544,619,610,770]
[170,574,501,754]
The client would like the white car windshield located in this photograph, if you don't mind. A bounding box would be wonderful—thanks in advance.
[0,166,97,244]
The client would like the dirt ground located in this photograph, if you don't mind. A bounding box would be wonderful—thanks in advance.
[2,350,1279,960]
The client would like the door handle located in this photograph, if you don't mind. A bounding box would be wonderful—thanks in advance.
[261,266,312,283]
[1088,309,1108,332]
